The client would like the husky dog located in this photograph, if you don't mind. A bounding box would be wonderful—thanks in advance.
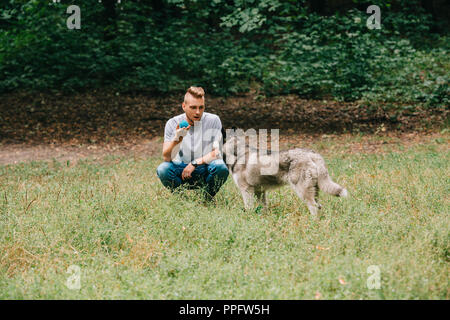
[222,132,348,215]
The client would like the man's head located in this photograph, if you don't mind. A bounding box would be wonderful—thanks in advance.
[182,86,205,125]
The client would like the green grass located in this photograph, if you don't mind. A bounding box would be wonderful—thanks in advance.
[0,140,448,299]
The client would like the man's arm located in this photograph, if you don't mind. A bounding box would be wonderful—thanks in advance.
[162,121,190,162]
[162,139,182,162]
[194,147,220,165]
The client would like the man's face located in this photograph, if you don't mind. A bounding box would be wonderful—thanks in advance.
[182,94,205,125]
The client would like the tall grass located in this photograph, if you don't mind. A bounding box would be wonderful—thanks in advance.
[0,138,448,299]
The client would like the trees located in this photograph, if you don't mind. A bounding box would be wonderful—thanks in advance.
[0,0,447,106]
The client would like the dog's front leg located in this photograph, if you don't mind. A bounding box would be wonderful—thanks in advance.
[241,187,256,210]
[232,172,255,210]
[255,188,267,208]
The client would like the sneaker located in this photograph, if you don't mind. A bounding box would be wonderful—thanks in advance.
[202,192,217,207]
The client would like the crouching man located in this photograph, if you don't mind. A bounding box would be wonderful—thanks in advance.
[156,86,229,201]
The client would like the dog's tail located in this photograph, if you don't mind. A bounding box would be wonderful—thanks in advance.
[317,165,348,197]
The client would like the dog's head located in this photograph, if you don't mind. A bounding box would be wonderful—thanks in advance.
[222,127,247,167]
[220,126,236,145]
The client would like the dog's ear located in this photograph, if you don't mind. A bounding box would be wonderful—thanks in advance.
[224,126,239,139]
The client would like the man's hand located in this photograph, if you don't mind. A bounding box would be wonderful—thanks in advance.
[161,123,191,162]
[198,148,220,165]
[212,147,220,159]
[173,123,190,142]
[181,163,196,180]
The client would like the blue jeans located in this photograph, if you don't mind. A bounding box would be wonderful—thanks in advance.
[156,159,229,198]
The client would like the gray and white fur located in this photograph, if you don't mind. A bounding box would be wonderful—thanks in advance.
[222,133,348,215]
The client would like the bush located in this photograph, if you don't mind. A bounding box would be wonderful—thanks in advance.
[0,0,447,107]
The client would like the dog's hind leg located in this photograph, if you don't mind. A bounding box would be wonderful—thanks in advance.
[255,187,267,209]
[289,180,320,216]
[314,185,322,210]
[304,184,320,216]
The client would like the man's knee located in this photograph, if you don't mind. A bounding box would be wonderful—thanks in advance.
[208,159,229,178]
[156,162,173,180]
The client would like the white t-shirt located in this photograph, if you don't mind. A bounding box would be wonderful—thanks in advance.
[164,112,223,163]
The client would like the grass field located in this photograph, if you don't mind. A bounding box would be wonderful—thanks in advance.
[0,135,448,299]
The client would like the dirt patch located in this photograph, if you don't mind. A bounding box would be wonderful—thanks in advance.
[1,131,447,166]
[0,90,447,146]
[1,89,447,165]
[0,137,162,165]
[280,131,449,156]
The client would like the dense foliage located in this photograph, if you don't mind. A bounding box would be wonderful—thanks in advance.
[0,0,448,107]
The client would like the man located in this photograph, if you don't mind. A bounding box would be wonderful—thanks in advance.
[156,86,229,201]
